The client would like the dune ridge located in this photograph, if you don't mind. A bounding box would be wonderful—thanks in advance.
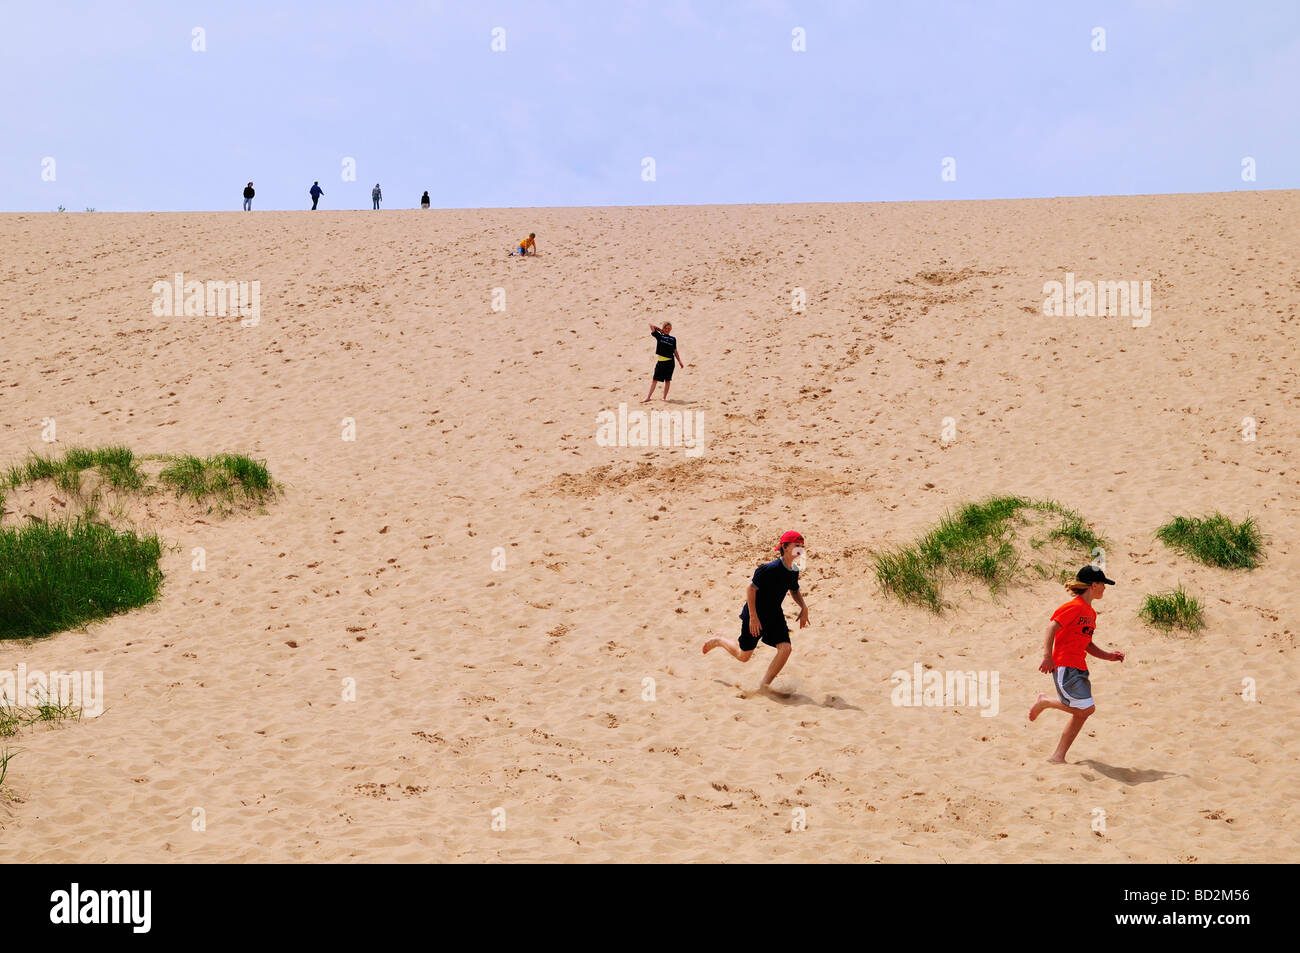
[0,192,1297,862]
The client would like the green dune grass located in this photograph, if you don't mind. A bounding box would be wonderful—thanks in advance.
[0,520,163,640]
[3,445,144,493]
[1140,585,1206,633]
[158,453,275,506]
[1,685,83,788]
[1156,513,1263,570]
[874,496,1106,613]
[0,446,277,641]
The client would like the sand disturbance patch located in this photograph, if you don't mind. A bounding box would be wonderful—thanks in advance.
[546,460,858,501]
[0,446,279,640]
[869,266,1004,319]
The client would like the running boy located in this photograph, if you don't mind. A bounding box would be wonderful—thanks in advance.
[702,531,810,689]
[643,321,687,402]
[1029,565,1126,763]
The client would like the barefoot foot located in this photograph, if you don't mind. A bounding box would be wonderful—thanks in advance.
[1029,692,1049,722]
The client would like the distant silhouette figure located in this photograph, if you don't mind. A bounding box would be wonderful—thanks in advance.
[310,181,323,210]
[372,184,382,210]
[243,182,255,211]
[420,190,430,209]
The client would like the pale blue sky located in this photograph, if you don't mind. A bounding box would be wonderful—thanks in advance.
[2,0,1296,211]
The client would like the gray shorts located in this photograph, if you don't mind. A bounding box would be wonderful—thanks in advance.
[1054,666,1094,709]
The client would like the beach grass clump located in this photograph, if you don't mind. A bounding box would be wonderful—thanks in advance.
[874,496,1105,612]
[0,701,80,788]
[158,453,275,506]
[1156,513,1263,570]
[1140,585,1205,633]
[65,445,145,490]
[1048,508,1106,552]
[0,746,18,787]
[0,446,277,640]
[0,519,163,640]
[3,445,144,493]
[874,546,943,612]
[0,699,81,737]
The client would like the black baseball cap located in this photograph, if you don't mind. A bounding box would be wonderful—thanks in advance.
[1076,565,1115,585]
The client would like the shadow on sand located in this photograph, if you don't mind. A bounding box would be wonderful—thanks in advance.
[1077,759,1184,785]
[713,679,862,710]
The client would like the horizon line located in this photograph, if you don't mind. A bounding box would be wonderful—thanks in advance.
[5,186,1296,216]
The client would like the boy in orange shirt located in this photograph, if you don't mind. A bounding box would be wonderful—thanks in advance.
[1028,565,1126,763]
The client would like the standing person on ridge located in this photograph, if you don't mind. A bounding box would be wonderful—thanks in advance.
[242,182,254,211]
[420,190,431,209]
[372,184,382,210]
[309,181,324,210]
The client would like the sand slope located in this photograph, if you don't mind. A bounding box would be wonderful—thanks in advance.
[0,194,1297,862]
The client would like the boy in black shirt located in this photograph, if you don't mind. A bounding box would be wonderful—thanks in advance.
[702,531,810,688]
[643,322,687,402]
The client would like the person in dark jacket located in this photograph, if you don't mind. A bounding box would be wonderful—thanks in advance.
[243,182,254,211]
[420,191,431,209]
[643,321,687,402]
[372,184,382,210]
[310,181,323,210]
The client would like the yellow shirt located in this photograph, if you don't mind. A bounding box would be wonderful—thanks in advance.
[519,236,535,250]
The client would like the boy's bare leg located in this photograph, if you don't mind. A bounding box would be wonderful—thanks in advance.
[702,636,752,662]
[643,382,658,403]
[1029,692,1076,721]
[1049,709,1093,763]
[663,380,671,400]
[761,643,792,686]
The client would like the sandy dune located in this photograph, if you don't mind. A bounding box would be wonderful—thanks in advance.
[0,193,1297,862]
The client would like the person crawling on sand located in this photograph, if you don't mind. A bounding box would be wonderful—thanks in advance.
[511,233,537,256]
[643,321,687,402]
[1028,565,1125,763]
[702,531,810,690]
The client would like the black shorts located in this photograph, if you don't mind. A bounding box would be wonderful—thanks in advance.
[738,618,790,652]
[653,359,674,381]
